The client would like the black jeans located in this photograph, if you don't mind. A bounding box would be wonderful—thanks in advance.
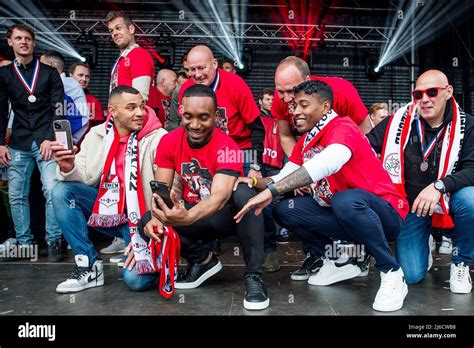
[175,184,264,274]
[273,189,403,272]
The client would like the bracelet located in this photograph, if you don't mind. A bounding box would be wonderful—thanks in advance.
[266,182,280,198]
[251,176,258,188]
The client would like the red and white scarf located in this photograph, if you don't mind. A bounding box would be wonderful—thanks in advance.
[381,97,465,227]
[87,118,180,297]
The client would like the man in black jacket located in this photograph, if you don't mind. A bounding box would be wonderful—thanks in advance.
[0,24,64,262]
[367,70,474,294]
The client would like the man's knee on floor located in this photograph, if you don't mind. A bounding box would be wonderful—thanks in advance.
[400,264,426,285]
[122,268,154,292]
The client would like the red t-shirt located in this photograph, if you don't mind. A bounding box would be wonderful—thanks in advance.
[178,68,260,149]
[272,76,368,126]
[155,127,243,203]
[86,93,104,121]
[155,89,172,128]
[110,46,158,108]
[289,117,408,219]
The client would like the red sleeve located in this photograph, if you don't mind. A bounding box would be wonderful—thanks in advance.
[232,74,260,124]
[215,131,244,175]
[288,136,305,165]
[270,89,289,121]
[324,119,361,154]
[154,131,178,169]
[93,96,105,121]
[129,48,154,79]
[333,78,367,125]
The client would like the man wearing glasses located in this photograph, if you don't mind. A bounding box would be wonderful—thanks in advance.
[367,70,474,294]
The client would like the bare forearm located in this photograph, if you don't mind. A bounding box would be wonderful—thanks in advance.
[187,191,231,224]
[273,166,313,194]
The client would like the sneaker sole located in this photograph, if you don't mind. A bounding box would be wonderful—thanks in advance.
[308,265,361,286]
[372,285,408,312]
[56,279,104,294]
[175,261,222,289]
[100,249,125,255]
[291,273,310,281]
[244,297,270,310]
[263,265,281,273]
[439,248,453,255]
[276,241,289,245]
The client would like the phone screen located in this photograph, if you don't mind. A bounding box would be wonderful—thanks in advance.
[55,131,70,150]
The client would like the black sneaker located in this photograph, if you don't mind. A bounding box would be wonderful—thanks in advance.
[276,228,289,244]
[243,273,269,310]
[356,253,372,277]
[48,241,64,263]
[39,244,48,257]
[175,255,222,289]
[291,254,324,281]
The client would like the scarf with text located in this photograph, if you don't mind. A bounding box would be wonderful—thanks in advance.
[381,97,465,228]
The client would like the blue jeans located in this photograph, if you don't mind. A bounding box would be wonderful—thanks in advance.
[51,181,130,266]
[273,189,403,272]
[122,267,159,292]
[396,186,474,284]
[8,142,61,245]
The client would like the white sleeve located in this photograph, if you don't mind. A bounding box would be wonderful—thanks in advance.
[132,76,151,102]
[269,161,301,183]
[302,143,352,182]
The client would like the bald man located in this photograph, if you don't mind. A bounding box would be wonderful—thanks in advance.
[155,69,177,128]
[367,70,474,294]
[272,56,371,156]
[178,45,264,179]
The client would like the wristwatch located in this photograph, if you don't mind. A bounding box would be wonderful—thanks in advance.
[266,182,280,198]
[433,180,446,194]
[250,163,261,171]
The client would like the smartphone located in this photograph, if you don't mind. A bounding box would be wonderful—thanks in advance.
[150,180,174,209]
[53,120,74,152]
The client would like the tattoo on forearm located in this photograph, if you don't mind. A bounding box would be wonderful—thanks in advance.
[274,166,313,194]
[172,172,184,199]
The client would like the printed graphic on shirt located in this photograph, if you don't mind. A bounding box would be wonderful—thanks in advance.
[181,158,213,201]
[162,98,171,127]
[302,145,333,206]
[215,107,229,133]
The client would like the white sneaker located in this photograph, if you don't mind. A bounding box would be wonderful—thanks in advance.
[372,268,408,312]
[439,236,453,255]
[449,263,472,294]
[100,237,125,254]
[428,248,433,271]
[308,258,361,286]
[0,238,16,253]
[429,234,436,251]
[56,255,104,293]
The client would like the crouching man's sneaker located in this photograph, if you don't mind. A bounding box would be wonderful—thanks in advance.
[308,258,361,286]
[243,273,269,310]
[450,262,472,294]
[56,255,104,293]
[175,254,222,289]
[372,268,408,312]
[291,254,324,281]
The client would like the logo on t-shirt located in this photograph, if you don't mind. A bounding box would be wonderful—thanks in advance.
[215,107,229,133]
[181,158,213,201]
[383,153,401,177]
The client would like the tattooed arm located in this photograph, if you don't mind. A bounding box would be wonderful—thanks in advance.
[273,166,313,194]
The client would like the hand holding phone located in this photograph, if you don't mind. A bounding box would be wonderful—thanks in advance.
[150,180,174,209]
[54,120,74,152]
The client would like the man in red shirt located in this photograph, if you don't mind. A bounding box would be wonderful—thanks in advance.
[178,45,264,179]
[235,80,409,312]
[69,62,105,128]
[126,84,269,311]
[106,11,158,109]
[154,68,177,128]
[272,56,371,157]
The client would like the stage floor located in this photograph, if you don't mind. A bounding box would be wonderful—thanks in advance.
[0,242,472,316]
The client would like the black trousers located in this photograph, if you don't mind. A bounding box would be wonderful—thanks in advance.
[175,184,264,274]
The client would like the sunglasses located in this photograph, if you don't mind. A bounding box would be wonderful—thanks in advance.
[411,86,449,100]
